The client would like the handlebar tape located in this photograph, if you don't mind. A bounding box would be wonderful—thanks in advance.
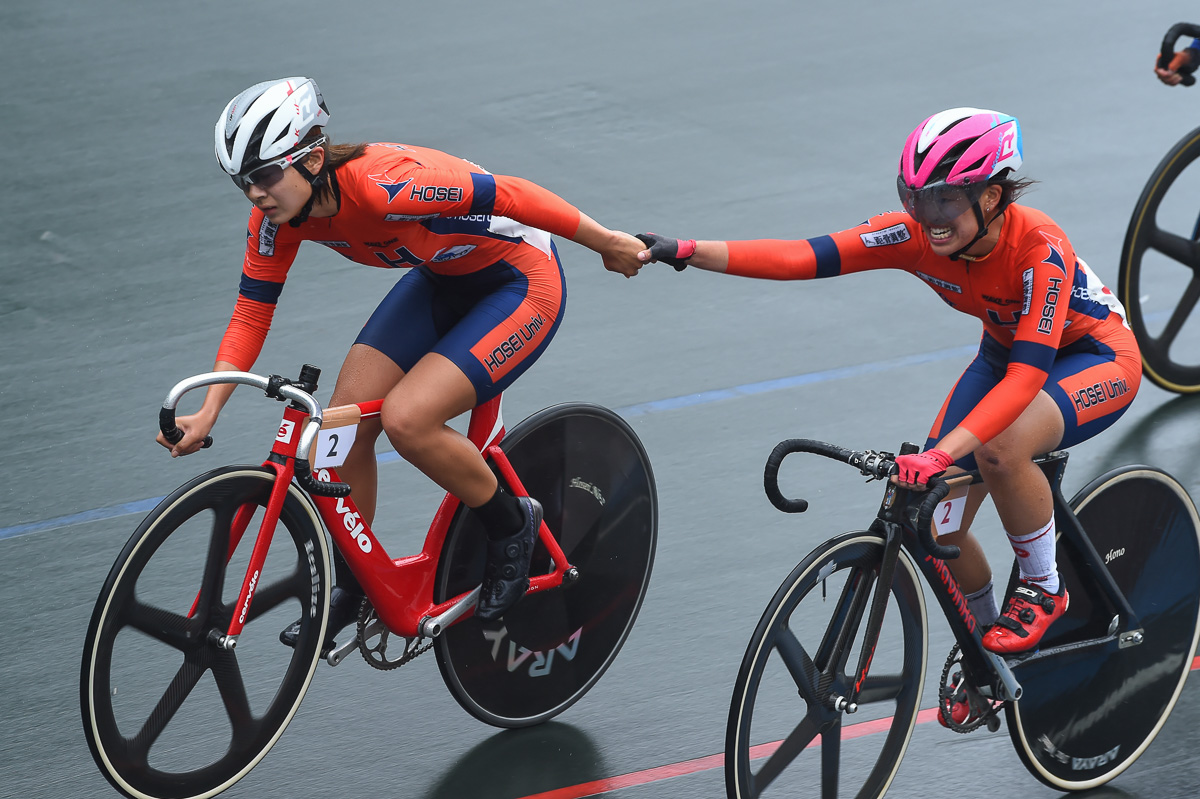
[159,407,213,448]
[293,458,352,498]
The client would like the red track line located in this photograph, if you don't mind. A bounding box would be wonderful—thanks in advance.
[525,657,1200,799]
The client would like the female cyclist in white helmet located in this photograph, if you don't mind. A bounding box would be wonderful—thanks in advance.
[160,77,645,644]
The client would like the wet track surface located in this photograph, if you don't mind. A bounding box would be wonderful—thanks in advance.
[5,1,1200,797]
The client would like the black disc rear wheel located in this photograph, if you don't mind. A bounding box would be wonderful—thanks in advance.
[434,402,657,727]
[1007,466,1200,790]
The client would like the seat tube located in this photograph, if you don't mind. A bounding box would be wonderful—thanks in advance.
[1038,452,1141,627]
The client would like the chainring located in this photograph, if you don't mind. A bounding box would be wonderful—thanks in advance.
[938,643,1003,734]
[356,603,432,671]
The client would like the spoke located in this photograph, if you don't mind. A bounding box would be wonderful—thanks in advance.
[856,673,907,704]
[754,714,823,793]
[245,572,304,624]
[1157,276,1200,349]
[129,656,206,759]
[1149,227,1200,269]
[819,722,842,799]
[775,626,820,699]
[124,600,195,649]
[195,503,239,618]
[211,650,256,746]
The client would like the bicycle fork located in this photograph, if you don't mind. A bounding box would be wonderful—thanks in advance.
[835,520,1024,715]
[834,518,903,714]
[183,458,295,651]
[191,406,315,651]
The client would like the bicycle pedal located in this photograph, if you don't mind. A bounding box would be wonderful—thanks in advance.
[326,636,359,667]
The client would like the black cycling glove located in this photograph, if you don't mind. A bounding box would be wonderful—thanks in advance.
[635,232,696,271]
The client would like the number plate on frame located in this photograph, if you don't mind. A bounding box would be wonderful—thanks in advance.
[313,425,357,469]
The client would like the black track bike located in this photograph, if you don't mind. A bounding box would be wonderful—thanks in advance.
[726,439,1200,798]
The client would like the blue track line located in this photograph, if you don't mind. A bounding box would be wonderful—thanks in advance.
[0,345,975,541]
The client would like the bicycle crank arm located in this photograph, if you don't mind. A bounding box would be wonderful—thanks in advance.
[981,651,1023,702]
[420,586,481,638]
[326,636,360,667]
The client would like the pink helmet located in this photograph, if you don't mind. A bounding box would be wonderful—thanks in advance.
[897,108,1022,230]
[899,107,1022,190]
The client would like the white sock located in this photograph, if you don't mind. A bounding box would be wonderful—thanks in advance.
[1006,517,1060,594]
[965,581,999,627]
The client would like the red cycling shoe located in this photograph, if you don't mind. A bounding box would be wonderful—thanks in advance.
[937,668,1001,731]
[938,675,974,728]
[982,580,1069,654]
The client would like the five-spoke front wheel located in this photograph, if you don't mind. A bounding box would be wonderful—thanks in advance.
[726,532,927,799]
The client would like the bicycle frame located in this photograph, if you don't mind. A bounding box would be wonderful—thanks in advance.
[857,450,1144,707]
[196,382,574,647]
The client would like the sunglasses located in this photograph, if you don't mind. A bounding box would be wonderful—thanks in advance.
[231,138,325,191]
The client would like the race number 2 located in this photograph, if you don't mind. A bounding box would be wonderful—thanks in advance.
[933,494,967,536]
[313,425,358,469]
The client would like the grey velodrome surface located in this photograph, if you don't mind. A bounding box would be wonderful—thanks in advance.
[5,1,1200,797]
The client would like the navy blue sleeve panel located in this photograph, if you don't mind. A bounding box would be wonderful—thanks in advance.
[238,272,285,305]
[1010,338,1057,372]
[469,173,497,216]
[809,235,842,278]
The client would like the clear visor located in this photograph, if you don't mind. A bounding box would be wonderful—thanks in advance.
[896,176,987,227]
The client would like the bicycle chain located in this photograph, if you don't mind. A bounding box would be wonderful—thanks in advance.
[938,643,1003,734]
[355,601,433,671]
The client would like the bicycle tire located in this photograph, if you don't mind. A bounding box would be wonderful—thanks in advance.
[433,402,657,727]
[1006,466,1200,791]
[1119,124,1200,393]
[726,531,927,799]
[80,466,332,799]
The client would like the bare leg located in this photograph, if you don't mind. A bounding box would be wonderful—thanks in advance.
[938,392,1063,590]
[975,391,1069,652]
[328,344,406,526]
[380,352,498,508]
[975,391,1065,536]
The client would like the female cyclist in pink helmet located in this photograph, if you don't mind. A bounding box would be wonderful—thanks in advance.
[636,108,1141,719]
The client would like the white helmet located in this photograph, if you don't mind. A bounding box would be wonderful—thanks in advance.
[215,77,330,184]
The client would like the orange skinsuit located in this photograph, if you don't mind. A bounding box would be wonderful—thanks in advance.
[723,206,1139,445]
[218,143,581,374]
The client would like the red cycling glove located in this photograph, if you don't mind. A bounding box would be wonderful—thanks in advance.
[894,448,955,487]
